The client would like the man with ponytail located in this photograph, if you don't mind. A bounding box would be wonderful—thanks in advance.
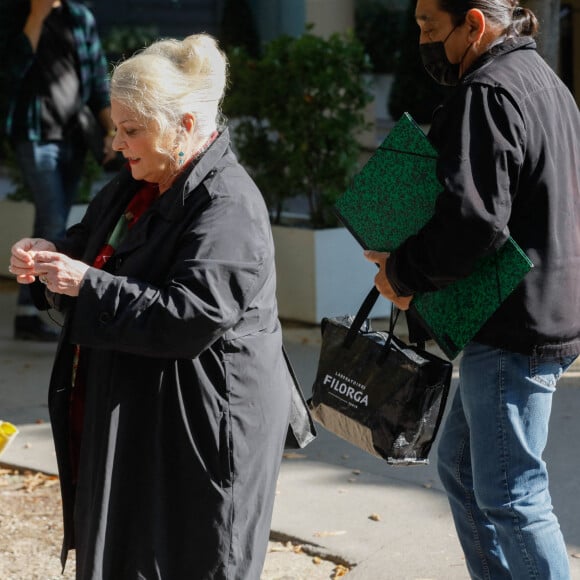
[365,1,580,578]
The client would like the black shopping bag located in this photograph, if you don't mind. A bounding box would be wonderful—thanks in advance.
[309,288,452,465]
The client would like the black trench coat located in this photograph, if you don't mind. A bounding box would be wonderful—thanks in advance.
[40,130,297,579]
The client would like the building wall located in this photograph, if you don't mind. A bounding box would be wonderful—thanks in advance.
[306,0,354,38]
[248,0,305,43]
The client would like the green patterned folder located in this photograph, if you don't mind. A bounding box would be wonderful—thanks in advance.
[335,112,533,360]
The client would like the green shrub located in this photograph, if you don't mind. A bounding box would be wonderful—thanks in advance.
[225,31,373,228]
[101,25,159,65]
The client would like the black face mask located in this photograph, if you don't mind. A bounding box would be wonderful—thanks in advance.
[419,26,461,86]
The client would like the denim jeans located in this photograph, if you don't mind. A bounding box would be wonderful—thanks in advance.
[12,140,85,309]
[437,341,576,580]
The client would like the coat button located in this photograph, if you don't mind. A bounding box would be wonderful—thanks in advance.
[98,312,111,324]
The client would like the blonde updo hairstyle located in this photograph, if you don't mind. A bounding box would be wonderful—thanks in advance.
[110,33,228,157]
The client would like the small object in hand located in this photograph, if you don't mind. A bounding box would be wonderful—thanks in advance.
[39,275,48,284]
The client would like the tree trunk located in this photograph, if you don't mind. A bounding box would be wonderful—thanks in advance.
[524,0,561,70]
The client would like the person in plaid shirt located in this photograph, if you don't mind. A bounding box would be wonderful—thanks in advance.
[1,0,115,341]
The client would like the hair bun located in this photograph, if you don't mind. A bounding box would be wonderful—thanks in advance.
[511,4,539,37]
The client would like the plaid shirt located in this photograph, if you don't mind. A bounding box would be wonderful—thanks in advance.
[0,0,110,140]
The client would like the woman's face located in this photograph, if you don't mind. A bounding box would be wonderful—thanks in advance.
[110,99,177,191]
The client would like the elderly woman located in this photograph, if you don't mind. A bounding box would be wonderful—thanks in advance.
[9,34,313,579]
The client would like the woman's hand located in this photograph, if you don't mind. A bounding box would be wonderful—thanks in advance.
[30,251,90,297]
[10,238,57,284]
[364,250,413,311]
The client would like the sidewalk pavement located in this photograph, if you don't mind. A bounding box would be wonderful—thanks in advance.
[1,283,579,579]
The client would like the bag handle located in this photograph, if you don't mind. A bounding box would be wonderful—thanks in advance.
[378,303,401,364]
[344,287,400,348]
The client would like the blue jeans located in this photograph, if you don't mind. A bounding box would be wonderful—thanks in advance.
[437,342,576,580]
[12,140,85,309]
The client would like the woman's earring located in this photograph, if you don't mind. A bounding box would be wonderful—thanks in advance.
[178,151,185,166]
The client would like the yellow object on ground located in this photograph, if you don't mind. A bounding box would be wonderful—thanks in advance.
[0,421,19,456]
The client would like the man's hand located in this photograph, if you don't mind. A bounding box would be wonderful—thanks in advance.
[364,250,413,310]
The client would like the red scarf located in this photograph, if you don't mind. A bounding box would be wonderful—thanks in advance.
[93,181,160,269]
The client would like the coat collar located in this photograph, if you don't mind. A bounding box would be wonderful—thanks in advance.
[461,36,536,83]
[154,128,231,221]
[111,129,231,257]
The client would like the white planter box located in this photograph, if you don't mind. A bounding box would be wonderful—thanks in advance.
[0,200,88,277]
[0,200,34,277]
[272,224,391,324]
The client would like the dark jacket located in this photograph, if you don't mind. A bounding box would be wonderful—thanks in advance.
[388,37,580,356]
[42,130,299,579]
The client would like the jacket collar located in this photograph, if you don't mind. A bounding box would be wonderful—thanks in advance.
[462,36,537,82]
[153,128,231,221]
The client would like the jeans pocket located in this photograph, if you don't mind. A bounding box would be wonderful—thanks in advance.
[529,355,577,388]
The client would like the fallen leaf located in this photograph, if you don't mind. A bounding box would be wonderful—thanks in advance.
[313,530,347,537]
[312,556,322,565]
[333,564,350,578]
[20,472,59,493]
[282,452,307,460]
[369,513,381,522]
[0,468,18,476]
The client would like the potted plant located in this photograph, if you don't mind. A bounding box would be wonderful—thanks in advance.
[225,31,391,323]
